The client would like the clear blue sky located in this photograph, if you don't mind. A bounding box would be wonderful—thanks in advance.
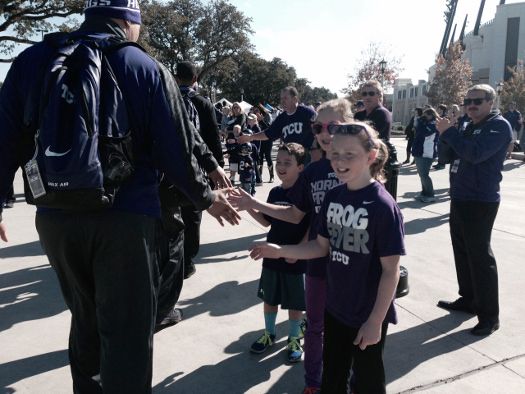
[228,0,522,93]
[1,0,521,93]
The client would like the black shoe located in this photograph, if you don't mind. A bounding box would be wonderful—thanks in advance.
[184,263,196,279]
[437,298,475,314]
[155,308,183,333]
[433,164,445,170]
[470,320,499,336]
[3,199,14,208]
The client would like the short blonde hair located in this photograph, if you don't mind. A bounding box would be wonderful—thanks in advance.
[360,80,383,99]
[316,98,353,122]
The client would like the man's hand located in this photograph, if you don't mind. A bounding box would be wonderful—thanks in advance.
[249,241,282,260]
[353,319,382,350]
[206,188,241,226]
[236,134,251,144]
[208,166,232,189]
[227,187,255,211]
[0,222,8,242]
[436,116,453,135]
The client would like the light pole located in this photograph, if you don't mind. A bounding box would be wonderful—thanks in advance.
[496,81,504,110]
[36,29,48,40]
[379,59,387,87]
[240,88,244,102]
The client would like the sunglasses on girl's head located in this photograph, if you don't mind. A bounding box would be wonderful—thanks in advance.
[361,91,376,97]
[313,122,369,136]
[463,98,487,106]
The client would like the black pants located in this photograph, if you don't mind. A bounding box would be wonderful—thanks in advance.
[36,211,158,394]
[405,137,414,161]
[321,311,388,394]
[259,140,273,168]
[156,206,185,324]
[180,205,202,268]
[450,199,500,322]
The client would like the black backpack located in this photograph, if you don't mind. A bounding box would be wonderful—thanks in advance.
[23,32,141,210]
[180,87,200,130]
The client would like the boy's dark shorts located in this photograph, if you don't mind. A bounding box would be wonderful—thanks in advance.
[257,267,305,311]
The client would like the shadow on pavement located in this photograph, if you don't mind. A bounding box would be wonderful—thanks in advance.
[0,264,66,332]
[503,160,525,171]
[153,323,303,393]
[178,279,259,319]
[0,241,44,258]
[197,233,266,263]
[404,213,450,235]
[385,312,484,385]
[0,349,68,391]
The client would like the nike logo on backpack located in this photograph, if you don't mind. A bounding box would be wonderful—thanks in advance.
[45,146,71,157]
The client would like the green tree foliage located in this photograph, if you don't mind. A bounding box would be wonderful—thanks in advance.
[0,0,83,62]
[296,78,337,105]
[214,53,296,105]
[140,0,253,78]
[426,42,472,107]
[500,64,525,113]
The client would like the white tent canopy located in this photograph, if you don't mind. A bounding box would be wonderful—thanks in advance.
[214,98,253,114]
[238,100,253,113]
[214,97,232,108]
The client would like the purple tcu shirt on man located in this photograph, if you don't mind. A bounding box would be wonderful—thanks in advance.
[318,182,406,328]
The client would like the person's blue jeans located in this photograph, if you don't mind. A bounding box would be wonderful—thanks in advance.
[414,157,435,197]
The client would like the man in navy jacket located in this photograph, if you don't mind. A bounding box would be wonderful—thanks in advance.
[436,84,512,337]
[0,1,239,392]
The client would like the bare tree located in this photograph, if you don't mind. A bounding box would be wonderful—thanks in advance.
[426,42,472,107]
[500,63,525,113]
[343,42,403,97]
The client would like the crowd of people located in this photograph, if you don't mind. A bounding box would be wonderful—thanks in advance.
[0,1,520,393]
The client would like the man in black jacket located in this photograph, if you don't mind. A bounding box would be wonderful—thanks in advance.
[175,61,227,279]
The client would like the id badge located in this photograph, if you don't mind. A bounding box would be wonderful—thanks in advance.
[24,159,47,199]
[451,159,460,174]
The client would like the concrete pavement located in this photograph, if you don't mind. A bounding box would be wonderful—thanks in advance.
[1,138,524,393]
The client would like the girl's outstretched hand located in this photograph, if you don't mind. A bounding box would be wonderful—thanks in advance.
[249,241,282,260]
[353,319,382,351]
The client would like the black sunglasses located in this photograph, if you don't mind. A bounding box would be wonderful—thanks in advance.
[463,98,487,106]
[361,91,376,97]
[312,122,372,138]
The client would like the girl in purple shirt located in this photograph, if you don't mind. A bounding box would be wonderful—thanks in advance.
[250,122,405,394]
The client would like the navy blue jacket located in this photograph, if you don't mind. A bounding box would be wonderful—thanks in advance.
[440,111,512,202]
[0,21,214,218]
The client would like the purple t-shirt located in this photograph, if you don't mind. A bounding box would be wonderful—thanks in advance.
[262,186,310,274]
[318,182,405,328]
[287,157,342,277]
[264,105,316,148]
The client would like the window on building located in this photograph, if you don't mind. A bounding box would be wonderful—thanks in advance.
[415,87,418,97]
[403,90,406,99]
[398,91,402,99]
[410,88,413,98]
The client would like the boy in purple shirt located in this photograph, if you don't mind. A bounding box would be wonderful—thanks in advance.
[241,143,310,363]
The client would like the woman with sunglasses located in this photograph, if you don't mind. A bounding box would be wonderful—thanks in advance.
[250,121,405,394]
[412,107,439,203]
[232,98,350,394]
[354,80,392,141]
